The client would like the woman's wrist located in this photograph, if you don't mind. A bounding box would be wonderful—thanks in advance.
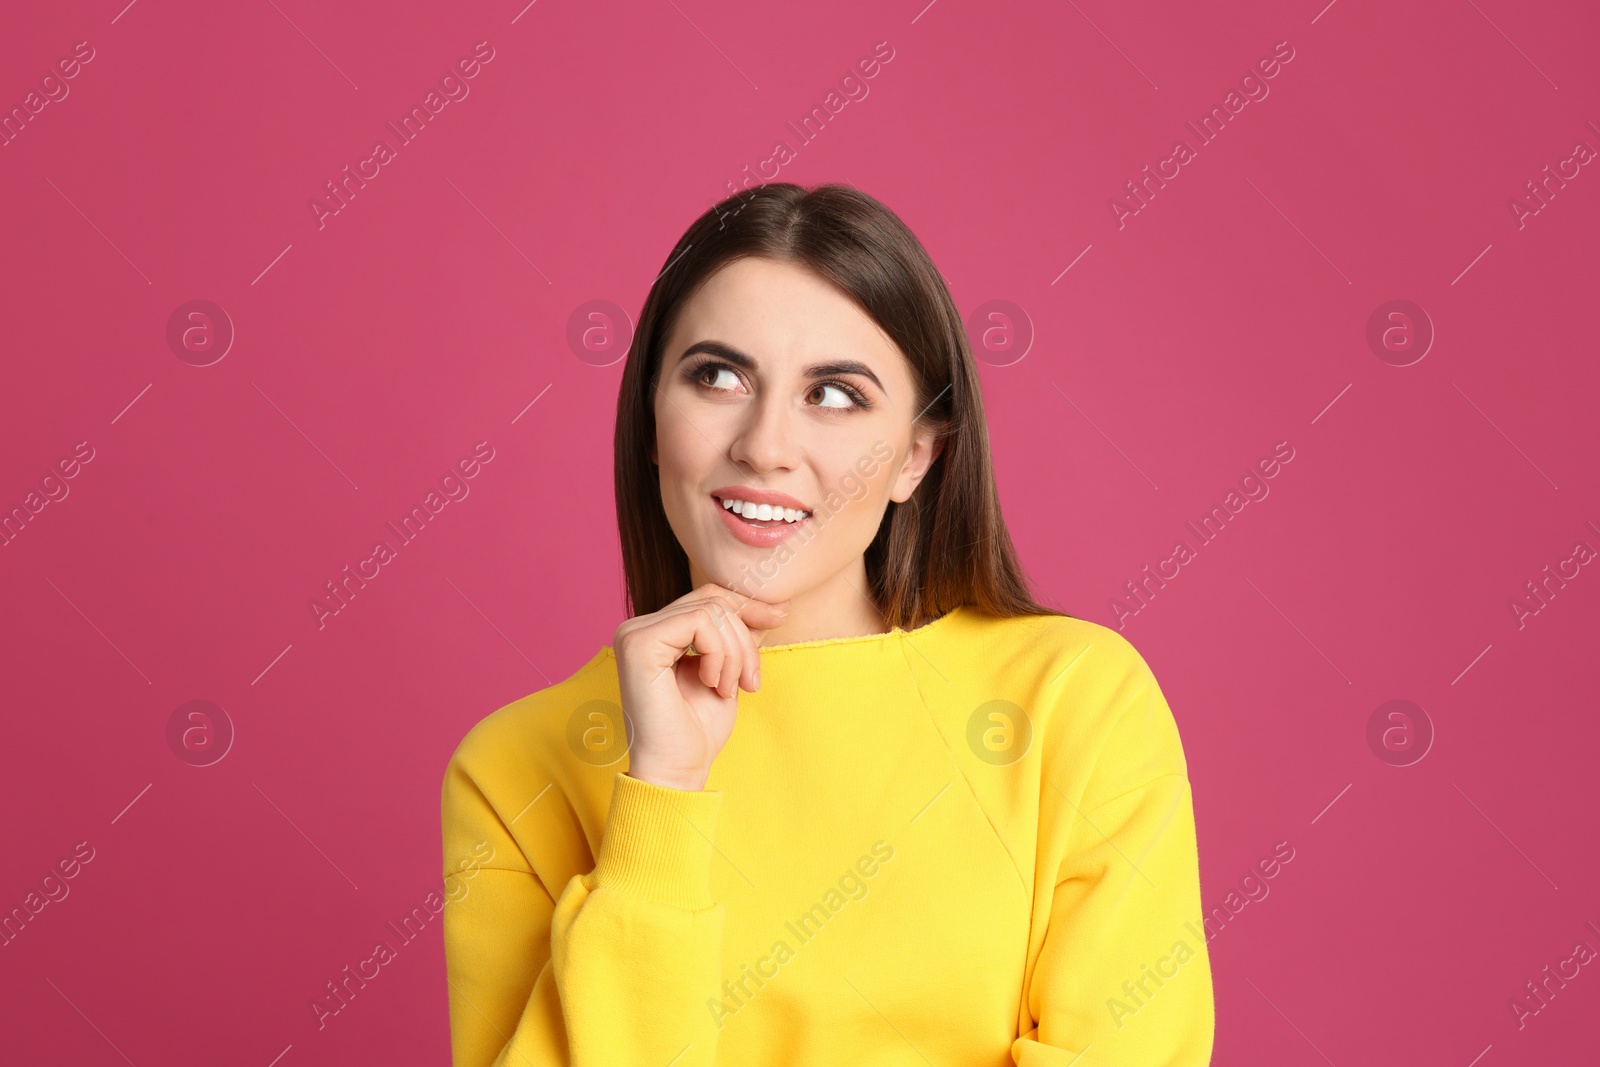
[625,761,709,792]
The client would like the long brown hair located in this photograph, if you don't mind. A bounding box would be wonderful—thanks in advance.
[614,182,1068,631]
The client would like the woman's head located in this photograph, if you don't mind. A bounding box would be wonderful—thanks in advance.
[615,182,1064,630]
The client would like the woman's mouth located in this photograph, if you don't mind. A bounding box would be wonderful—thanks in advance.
[712,494,812,546]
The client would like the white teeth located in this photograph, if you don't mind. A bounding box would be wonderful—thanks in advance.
[719,497,810,523]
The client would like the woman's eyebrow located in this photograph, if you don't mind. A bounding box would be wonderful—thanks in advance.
[681,340,886,395]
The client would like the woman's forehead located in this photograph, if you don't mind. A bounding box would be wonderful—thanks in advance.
[667,259,904,372]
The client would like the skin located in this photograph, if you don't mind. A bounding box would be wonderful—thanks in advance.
[652,255,944,644]
[616,255,944,789]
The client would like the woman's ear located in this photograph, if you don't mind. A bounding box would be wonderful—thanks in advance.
[889,428,943,504]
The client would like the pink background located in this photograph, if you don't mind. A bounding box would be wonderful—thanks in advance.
[3,0,1598,1063]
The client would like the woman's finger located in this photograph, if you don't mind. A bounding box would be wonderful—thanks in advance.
[624,601,726,683]
[720,595,762,691]
[643,585,787,695]
[699,600,744,699]
[658,600,736,698]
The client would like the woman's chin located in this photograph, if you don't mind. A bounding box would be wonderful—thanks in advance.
[690,556,794,603]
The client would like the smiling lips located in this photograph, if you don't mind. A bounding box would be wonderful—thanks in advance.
[710,489,813,547]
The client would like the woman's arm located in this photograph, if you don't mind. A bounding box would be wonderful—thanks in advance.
[442,757,727,1067]
[1012,646,1215,1065]
[441,587,782,1065]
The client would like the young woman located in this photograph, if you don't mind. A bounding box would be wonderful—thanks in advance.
[441,183,1214,1065]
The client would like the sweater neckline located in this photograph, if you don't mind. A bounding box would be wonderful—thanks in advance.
[599,604,967,660]
[757,603,965,653]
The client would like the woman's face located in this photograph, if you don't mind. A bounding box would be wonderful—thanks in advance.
[651,256,942,609]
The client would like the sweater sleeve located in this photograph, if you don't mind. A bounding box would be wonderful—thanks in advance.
[1010,647,1215,1065]
[442,763,727,1067]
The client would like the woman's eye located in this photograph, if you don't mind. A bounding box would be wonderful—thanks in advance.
[810,383,854,409]
[700,365,741,392]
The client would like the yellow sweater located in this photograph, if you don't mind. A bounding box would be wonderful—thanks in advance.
[440,605,1214,1065]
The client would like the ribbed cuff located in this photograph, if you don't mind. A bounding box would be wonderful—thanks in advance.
[590,771,723,910]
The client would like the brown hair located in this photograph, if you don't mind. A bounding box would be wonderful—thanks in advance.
[614,182,1068,631]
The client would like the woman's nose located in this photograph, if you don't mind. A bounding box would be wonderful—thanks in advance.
[730,397,799,469]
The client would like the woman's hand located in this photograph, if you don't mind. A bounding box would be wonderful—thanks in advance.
[614,583,789,791]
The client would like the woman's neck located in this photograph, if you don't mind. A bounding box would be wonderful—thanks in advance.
[696,558,886,647]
